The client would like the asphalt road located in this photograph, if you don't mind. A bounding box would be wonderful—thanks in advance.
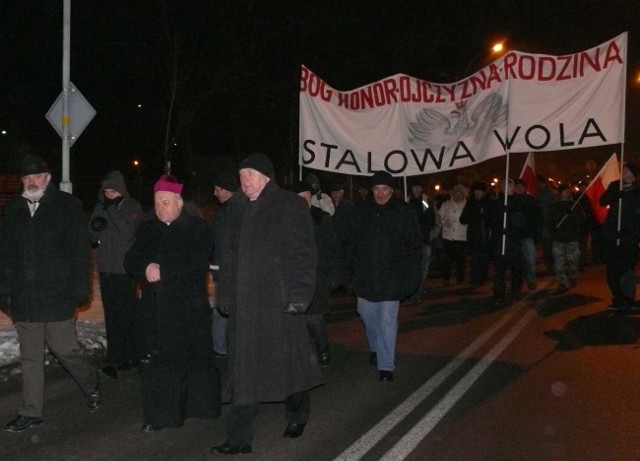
[1,262,640,460]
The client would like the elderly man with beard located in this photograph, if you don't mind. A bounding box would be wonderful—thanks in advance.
[212,153,322,455]
[1,155,100,433]
[124,175,220,432]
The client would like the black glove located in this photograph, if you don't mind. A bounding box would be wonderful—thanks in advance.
[90,216,108,232]
[216,304,230,317]
[284,302,307,315]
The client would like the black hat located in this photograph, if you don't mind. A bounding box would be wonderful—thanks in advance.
[291,180,315,194]
[328,181,345,192]
[238,153,275,179]
[213,171,239,192]
[370,171,394,188]
[408,177,423,188]
[624,162,640,178]
[20,154,49,177]
[471,181,487,192]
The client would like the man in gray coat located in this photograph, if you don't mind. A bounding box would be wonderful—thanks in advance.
[212,153,323,455]
[89,170,143,379]
[1,155,100,433]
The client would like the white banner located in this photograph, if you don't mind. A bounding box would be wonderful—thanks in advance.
[299,33,627,177]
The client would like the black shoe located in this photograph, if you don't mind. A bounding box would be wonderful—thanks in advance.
[5,415,43,433]
[87,378,102,411]
[368,352,377,367]
[211,443,252,455]
[142,424,166,433]
[214,351,228,358]
[379,371,394,382]
[319,346,331,367]
[101,364,118,379]
[283,422,306,438]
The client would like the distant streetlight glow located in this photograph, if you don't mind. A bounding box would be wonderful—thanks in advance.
[137,104,142,108]
[133,160,139,167]
[1,130,6,135]
[492,42,505,54]
[493,177,499,183]
[434,184,440,191]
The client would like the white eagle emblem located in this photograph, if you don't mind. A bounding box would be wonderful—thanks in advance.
[408,92,508,150]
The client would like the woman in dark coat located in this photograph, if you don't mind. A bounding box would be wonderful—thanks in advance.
[124,175,220,432]
[212,154,323,455]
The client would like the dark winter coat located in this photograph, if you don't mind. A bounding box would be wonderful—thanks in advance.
[217,181,323,405]
[549,199,585,243]
[0,183,91,322]
[490,193,526,254]
[460,195,495,252]
[123,210,215,370]
[513,193,543,239]
[308,205,341,315]
[348,197,422,301]
[599,181,640,247]
[89,171,143,274]
[408,195,439,244]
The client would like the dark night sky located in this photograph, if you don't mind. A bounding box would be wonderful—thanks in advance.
[1,0,640,199]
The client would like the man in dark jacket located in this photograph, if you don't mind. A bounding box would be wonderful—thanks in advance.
[1,155,100,433]
[407,177,441,300]
[348,171,422,382]
[460,181,494,287]
[491,179,525,306]
[514,178,543,290]
[293,180,341,367]
[124,175,221,432]
[89,170,143,379]
[212,154,323,455]
[599,162,640,311]
[210,171,239,357]
[549,185,585,292]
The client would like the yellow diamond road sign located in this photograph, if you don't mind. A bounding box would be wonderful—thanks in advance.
[46,82,96,147]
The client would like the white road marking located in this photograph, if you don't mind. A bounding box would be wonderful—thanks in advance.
[380,308,537,460]
[333,301,528,461]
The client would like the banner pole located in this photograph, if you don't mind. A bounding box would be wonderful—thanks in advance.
[615,32,628,246]
[501,149,511,256]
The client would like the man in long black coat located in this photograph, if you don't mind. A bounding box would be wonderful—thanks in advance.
[292,180,341,367]
[212,154,323,456]
[1,155,100,433]
[124,175,220,432]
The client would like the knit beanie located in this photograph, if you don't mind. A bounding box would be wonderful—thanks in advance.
[238,153,275,179]
[370,171,394,188]
[213,171,239,192]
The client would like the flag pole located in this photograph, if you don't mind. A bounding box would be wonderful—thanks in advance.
[501,148,511,256]
[615,32,629,246]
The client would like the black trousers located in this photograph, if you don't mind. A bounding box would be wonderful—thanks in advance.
[493,243,523,300]
[603,242,638,304]
[99,272,139,367]
[440,239,467,283]
[227,391,310,446]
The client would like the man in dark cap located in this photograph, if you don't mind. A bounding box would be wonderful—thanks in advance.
[599,162,640,311]
[460,181,495,288]
[292,180,341,367]
[328,180,354,289]
[89,170,143,380]
[212,153,323,455]
[1,155,101,433]
[406,177,441,300]
[347,171,422,382]
[210,171,240,357]
[124,175,221,432]
[513,178,543,290]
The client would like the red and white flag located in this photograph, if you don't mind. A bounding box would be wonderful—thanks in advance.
[584,153,620,225]
[519,152,537,196]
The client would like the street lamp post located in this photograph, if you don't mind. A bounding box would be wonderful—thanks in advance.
[463,40,506,77]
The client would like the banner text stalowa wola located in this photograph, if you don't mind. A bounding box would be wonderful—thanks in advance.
[299,33,626,176]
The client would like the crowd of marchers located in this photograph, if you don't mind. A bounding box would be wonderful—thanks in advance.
[1,153,640,457]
